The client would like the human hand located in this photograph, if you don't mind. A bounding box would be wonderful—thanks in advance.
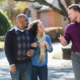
[58,35,67,46]
[38,41,47,48]
[31,42,38,48]
[10,65,16,73]
[26,49,35,57]
[58,35,66,43]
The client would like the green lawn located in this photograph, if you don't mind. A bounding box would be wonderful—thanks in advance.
[0,41,4,47]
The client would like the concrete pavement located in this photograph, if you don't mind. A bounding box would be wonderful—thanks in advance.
[0,43,74,80]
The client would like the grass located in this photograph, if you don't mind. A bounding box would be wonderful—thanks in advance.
[52,52,62,58]
[0,41,4,47]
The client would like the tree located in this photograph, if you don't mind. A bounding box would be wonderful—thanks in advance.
[0,10,11,36]
[0,0,8,4]
[0,0,28,27]
[14,1,28,11]
[14,0,80,23]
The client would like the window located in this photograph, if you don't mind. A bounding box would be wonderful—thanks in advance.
[27,10,32,23]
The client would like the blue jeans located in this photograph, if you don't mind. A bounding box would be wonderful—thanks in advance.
[71,52,80,80]
[32,65,47,80]
[10,62,32,80]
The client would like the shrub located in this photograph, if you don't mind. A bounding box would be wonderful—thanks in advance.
[45,27,63,42]
[0,36,5,41]
[0,10,11,36]
[62,48,71,59]
[62,42,72,59]
[62,41,72,54]
[62,48,71,54]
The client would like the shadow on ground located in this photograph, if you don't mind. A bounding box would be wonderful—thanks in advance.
[0,51,5,59]
[48,66,74,80]
[0,65,74,80]
[0,65,11,80]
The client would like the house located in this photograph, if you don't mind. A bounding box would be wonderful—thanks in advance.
[20,0,72,30]
[26,0,64,28]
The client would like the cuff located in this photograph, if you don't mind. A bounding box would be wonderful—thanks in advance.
[10,64,15,66]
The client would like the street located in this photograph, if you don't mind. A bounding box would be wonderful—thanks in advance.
[0,43,74,80]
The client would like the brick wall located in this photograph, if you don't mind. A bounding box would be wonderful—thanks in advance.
[49,11,55,27]
[55,12,62,27]
[27,2,37,21]
[26,2,62,28]
[39,12,49,28]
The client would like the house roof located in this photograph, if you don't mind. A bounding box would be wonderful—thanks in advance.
[31,2,42,9]
[32,0,61,12]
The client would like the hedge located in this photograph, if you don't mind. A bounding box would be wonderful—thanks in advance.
[45,27,63,42]
[0,10,11,36]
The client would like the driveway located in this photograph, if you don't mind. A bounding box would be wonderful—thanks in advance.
[0,42,74,80]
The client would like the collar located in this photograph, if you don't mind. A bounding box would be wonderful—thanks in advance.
[73,21,80,26]
[73,21,76,25]
[14,26,26,32]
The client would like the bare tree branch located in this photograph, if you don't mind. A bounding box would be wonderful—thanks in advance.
[38,0,69,17]
[15,0,68,17]
[65,0,71,7]
[58,0,68,17]
[2,0,23,26]
[14,0,80,22]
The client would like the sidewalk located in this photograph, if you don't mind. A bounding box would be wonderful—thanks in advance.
[0,43,74,80]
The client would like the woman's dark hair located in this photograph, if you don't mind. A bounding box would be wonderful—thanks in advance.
[68,4,80,13]
[29,20,41,36]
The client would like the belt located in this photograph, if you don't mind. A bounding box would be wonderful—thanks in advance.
[73,51,80,55]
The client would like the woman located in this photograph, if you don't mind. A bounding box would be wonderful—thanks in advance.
[28,20,53,80]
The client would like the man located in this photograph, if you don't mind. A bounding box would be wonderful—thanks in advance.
[5,14,35,80]
[58,4,80,80]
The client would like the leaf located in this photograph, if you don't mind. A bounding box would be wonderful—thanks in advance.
[14,1,28,11]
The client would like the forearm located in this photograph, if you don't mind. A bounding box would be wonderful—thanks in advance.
[45,42,50,49]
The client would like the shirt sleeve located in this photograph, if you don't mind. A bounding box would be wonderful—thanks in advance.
[46,36,53,53]
[30,31,36,52]
[5,31,15,65]
[64,25,72,44]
